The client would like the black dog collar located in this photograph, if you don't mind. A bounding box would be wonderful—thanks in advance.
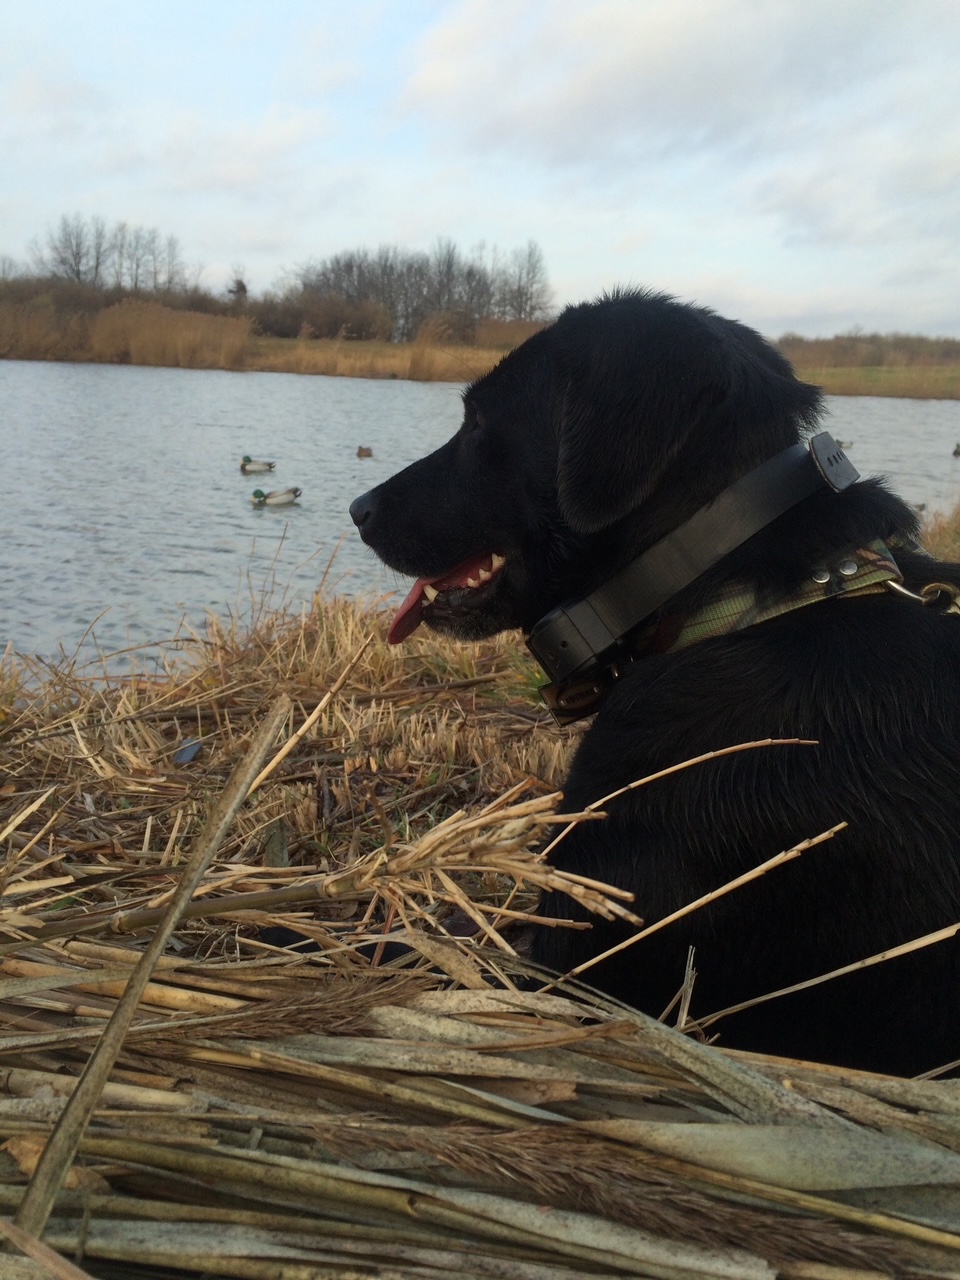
[528,433,858,722]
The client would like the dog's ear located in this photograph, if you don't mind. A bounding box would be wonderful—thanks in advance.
[555,297,728,533]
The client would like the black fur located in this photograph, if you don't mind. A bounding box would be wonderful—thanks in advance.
[351,289,960,1075]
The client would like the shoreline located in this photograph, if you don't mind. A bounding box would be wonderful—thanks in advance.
[4,296,960,398]
[5,344,960,398]
[3,324,960,399]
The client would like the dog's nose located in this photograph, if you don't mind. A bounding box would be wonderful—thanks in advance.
[349,490,376,528]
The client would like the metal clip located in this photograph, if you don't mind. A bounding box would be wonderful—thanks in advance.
[920,582,960,615]
[886,579,960,615]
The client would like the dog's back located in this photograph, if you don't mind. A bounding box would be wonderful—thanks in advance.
[534,583,960,1075]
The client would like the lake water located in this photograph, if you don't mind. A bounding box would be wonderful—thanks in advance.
[2,358,959,668]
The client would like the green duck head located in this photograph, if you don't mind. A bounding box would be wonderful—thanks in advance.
[251,489,266,501]
[242,455,253,464]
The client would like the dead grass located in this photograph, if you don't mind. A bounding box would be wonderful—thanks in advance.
[473,317,547,348]
[90,300,252,370]
[0,300,528,382]
[10,296,960,396]
[3,594,960,1275]
[249,333,508,382]
[0,301,91,362]
[0,593,578,960]
[793,364,960,399]
[923,500,960,560]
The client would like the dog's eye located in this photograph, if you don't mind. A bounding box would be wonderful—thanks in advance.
[465,404,485,433]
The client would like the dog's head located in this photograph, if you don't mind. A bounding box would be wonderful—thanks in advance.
[350,289,822,643]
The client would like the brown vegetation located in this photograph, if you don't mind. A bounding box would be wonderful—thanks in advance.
[787,364,960,399]
[6,258,960,395]
[0,294,538,381]
[90,299,252,370]
[250,333,510,382]
[779,331,960,368]
[780,331,960,399]
[3,585,960,1275]
[924,499,960,561]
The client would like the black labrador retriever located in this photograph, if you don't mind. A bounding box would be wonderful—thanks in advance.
[350,289,960,1075]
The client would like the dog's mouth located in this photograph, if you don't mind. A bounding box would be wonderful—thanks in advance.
[388,552,507,643]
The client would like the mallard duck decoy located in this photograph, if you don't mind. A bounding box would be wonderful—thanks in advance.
[357,446,374,458]
[252,487,301,506]
[241,455,276,474]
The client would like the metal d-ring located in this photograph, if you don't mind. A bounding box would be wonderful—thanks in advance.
[886,579,960,613]
[921,582,960,614]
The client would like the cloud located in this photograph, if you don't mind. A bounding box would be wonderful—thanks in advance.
[0,60,109,145]
[404,0,960,254]
[155,104,330,198]
[405,1,894,158]
[3,0,960,333]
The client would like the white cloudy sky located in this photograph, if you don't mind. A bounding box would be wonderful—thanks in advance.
[3,0,959,337]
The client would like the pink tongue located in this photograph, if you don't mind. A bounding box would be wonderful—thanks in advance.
[387,553,497,644]
[388,577,432,644]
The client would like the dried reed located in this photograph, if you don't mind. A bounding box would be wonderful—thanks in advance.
[923,503,960,561]
[250,334,510,382]
[90,300,251,370]
[791,364,960,399]
[3,593,960,1277]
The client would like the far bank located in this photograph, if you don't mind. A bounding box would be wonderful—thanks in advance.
[3,297,960,398]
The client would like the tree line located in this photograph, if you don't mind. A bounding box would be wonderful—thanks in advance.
[289,240,550,340]
[6,214,552,342]
[28,213,192,293]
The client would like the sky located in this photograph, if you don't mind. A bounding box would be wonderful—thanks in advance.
[3,0,960,338]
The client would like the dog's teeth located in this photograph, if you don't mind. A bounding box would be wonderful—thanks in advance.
[491,553,506,570]
[478,568,492,582]
[466,576,480,588]
[422,584,439,602]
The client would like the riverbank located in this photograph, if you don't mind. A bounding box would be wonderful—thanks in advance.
[5,296,960,395]
[796,364,960,399]
[2,510,960,1276]
[0,297,526,384]
[257,341,960,395]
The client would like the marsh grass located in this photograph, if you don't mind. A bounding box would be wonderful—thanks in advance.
[4,580,960,1273]
[0,591,576,928]
[8,294,960,396]
[89,299,252,370]
[924,500,960,560]
[0,298,537,382]
[0,299,91,361]
[250,332,509,382]
[793,363,960,399]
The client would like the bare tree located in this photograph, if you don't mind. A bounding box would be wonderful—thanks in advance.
[430,237,460,313]
[143,228,162,291]
[89,216,111,286]
[497,241,551,321]
[109,222,128,287]
[161,235,186,291]
[462,242,496,321]
[125,226,150,290]
[40,213,91,282]
[294,238,551,339]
